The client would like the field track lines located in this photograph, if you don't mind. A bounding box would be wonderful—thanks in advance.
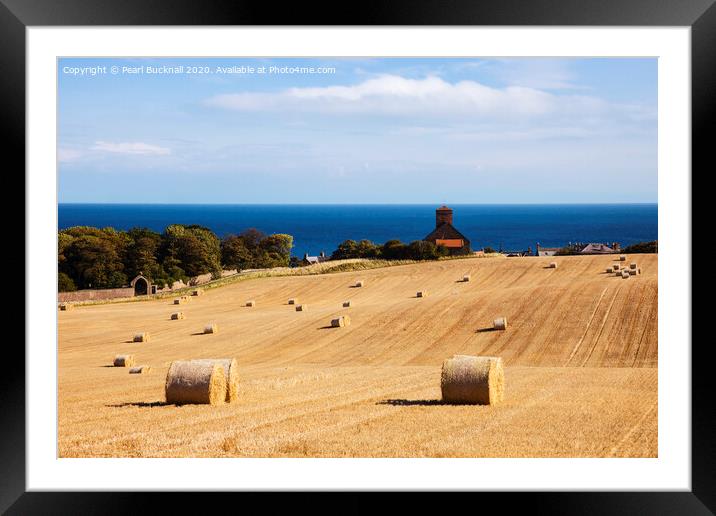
[608,400,658,457]
[567,287,608,365]
[59,255,658,457]
[581,286,622,367]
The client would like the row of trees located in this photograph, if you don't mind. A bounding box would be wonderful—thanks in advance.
[58,225,293,292]
[331,239,450,261]
[621,241,658,254]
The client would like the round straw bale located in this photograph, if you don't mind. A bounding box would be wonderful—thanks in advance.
[113,354,135,367]
[342,301,352,308]
[171,312,185,320]
[606,267,614,273]
[355,280,364,287]
[204,323,218,334]
[59,303,73,311]
[493,317,508,330]
[296,304,307,311]
[619,255,627,261]
[441,355,504,405]
[463,275,471,282]
[192,289,204,296]
[331,315,351,327]
[165,360,226,405]
[129,365,151,374]
[549,262,557,268]
[638,268,642,274]
[173,298,183,305]
[288,298,297,305]
[417,291,428,298]
[246,300,255,307]
[613,264,620,270]
[621,271,630,279]
[193,358,239,403]
[628,269,637,276]
[629,263,637,270]
[133,332,150,343]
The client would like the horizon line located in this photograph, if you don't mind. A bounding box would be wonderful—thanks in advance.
[58,201,658,206]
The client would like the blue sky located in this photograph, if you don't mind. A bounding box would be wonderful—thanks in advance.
[58,57,657,203]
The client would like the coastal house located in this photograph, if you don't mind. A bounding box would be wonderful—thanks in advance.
[303,251,330,265]
[535,243,560,256]
[423,205,471,255]
[580,243,619,254]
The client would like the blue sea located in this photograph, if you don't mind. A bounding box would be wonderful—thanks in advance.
[58,204,658,257]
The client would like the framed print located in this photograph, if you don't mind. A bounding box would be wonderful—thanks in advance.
[6,0,711,512]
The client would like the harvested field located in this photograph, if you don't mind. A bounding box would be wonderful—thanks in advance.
[58,254,658,458]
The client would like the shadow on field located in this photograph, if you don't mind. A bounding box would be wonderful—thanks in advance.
[476,327,497,333]
[190,332,207,336]
[106,401,169,408]
[377,399,444,406]
[318,325,337,330]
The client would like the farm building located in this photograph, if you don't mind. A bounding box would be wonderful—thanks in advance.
[535,244,560,256]
[580,243,619,254]
[423,205,471,255]
[303,251,330,265]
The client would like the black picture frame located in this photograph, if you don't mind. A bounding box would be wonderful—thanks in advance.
[5,0,709,513]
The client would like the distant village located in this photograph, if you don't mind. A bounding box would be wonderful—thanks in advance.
[59,204,656,303]
[302,205,641,265]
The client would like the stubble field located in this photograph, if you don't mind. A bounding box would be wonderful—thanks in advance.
[58,254,658,457]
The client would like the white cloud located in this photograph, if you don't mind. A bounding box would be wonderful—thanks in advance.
[91,141,171,155]
[486,59,582,90]
[204,75,590,118]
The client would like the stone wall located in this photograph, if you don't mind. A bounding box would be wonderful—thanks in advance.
[58,287,135,303]
[57,271,238,303]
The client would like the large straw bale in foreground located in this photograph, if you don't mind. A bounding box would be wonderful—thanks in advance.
[331,315,351,328]
[441,355,504,405]
[493,317,508,330]
[165,360,227,405]
[113,355,135,367]
[133,332,150,343]
[193,358,239,402]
